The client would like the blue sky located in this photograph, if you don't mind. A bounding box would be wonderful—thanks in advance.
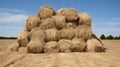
[0,0,120,37]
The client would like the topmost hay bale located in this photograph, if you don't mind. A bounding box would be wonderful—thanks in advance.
[64,8,78,21]
[78,12,92,27]
[25,16,40,31]
[38,6,55,19]
[56,8,68,15]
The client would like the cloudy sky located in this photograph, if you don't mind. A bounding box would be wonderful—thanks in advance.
[0,0,120,37]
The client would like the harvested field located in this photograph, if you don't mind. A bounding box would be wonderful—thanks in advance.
[0,39,120,67]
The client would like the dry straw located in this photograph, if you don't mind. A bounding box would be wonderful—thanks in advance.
[25,16,40,31]
[86,38,104,52]
[44,41,59,53]
[17,28,29,47]
[58,39,72,53]
[45,28,59,42]
[72,38,86,52]
[52,15,67,30]
[78,12,92,27]
[40,18,56,29]
[75,25,93,41]
[38,6,55,19]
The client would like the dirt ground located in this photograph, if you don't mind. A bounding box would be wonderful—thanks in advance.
[0,39,120,67]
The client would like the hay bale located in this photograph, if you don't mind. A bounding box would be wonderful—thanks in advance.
[75,25,93,41]
[52,15,67,29]
[58,39,72,53]
[57,8,68,15]
[64,8,78,21]
[44,41,59,53]
[25,16,40,31]
[10,43,19,52]
[60,27,75,40]
[40,18,56,29]
[38,6,55,19]
[71,38,86,52]
[29,27,45,40]
[86,38,104,52]
[78,12,92,27]
[27,41,45,53]
[17,29,29,47]
[45,28,58,42]
[18,47,28,53]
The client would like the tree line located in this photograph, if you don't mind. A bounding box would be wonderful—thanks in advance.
[100,34,120,40]
[0,37,17,39]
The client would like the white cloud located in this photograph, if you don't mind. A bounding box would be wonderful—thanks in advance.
[0,8,28,23]
[101,21,120,25]
[0,8,25,13]
[0,12,27,23]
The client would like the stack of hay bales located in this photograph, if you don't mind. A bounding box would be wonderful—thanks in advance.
[10,6,104,53]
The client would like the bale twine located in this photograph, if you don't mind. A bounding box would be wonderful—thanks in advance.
[45,28,59,42]
[64,8,78,21]
[56,8,68,15]
[25,16,40,31]
[75,25,93,41]
[10,43,19,52]
[86,38,104,52]
[58,39,72,53]
[38,6,55,19]
[44,41,59,53]
[17,29,29,47]
[27,40,45,53]
[29,27,45,40]
[60,27,75,40]
[52,15,67,30]
[71,38,86,52]
[78,12,92,27]
[40,18,56,29]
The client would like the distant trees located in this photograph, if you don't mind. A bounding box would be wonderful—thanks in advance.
[100,34,120,40]
[0,37,17,39]
[100,34,105,40]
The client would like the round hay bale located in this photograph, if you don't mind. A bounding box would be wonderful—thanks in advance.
[38,6,55,19]
[58,39,72,53]
[27,40,45,53]
[40,18,56,29]
[29,27,45,40]
[10,43,19,52]
[18,47,28,53]
[64,8,78,21]
[44,41,59,53]
[52,15,67,29]
[75,25,93,41]
[56,8,68,15]
[71,38,86,52]
[78,12,92,27]
[25,16,40,31]
[17,29,29,47]
[86,38,104,52]
[60,27,75,40]
[45,28,58,42]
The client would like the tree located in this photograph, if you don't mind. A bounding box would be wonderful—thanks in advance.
[106,35,114,40]
[100,34,105,40]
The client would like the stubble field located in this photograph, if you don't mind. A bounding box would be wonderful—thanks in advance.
[0,39,120,67]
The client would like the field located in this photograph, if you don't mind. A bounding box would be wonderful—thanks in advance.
[0,39,120,67]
